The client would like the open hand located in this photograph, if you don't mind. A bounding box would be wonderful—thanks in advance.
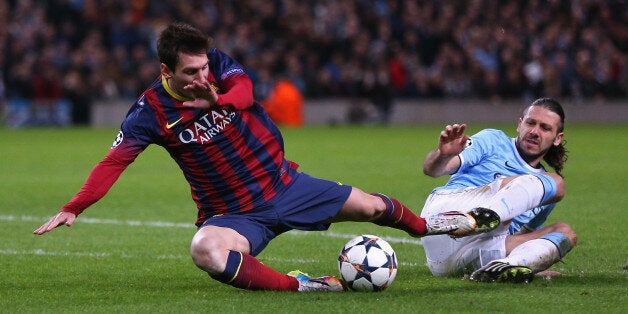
[438,124,469,156]
[33,211,76,235]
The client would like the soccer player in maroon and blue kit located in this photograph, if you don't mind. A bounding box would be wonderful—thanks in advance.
[34,22,497,291]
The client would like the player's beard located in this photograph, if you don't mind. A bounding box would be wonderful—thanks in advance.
[515,138,550,166]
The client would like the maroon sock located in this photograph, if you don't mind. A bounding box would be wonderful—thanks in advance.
[212,250,299,291]
[371,193,427,236]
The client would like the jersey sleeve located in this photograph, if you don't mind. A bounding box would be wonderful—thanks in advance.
[216,75,254,110]
[60,151,131,215]
[208,48,254,110]
[61,100,157,216]
[458,129,494,172]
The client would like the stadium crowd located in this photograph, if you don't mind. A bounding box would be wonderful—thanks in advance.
[0,0,626,126]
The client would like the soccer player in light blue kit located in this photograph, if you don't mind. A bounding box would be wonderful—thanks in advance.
[420,98,577,283]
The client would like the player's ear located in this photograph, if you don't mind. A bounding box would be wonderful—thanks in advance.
[516,117,523,132]
[553,132,564,146]
[160,63,173,78]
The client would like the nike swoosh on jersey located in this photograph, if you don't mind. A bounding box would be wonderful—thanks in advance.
[504,161,518,169]
[166,117,183,129]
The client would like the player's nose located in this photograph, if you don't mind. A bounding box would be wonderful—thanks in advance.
[193,72,207,83]
[529,125,541,137]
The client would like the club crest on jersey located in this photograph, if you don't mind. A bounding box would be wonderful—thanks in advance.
[177,109,236,144]
[209,82,220,93]
[111,130,124,148]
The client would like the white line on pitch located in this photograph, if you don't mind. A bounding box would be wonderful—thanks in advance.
[3,215,423,245]
[0,248,422,267]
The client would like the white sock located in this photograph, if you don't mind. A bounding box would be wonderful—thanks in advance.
[485,175,544,222]
[500,239,561,273]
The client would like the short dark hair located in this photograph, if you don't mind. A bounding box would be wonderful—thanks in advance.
[527,97,568,176]
[157,22,213,71]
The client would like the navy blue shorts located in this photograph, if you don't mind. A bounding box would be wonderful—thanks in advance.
[200,172,352,256]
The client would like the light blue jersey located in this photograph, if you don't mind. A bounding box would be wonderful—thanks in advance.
[434,129,555,233]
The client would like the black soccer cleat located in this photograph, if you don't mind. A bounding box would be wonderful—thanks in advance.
[466,207,500,235]
[470,260,534,283]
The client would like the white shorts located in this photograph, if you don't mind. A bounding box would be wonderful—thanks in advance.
[420,179,509,277]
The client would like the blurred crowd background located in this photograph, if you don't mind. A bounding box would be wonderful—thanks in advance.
[0,0,626,127]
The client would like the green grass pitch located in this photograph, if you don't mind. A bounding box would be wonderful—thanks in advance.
[1,124,626,313]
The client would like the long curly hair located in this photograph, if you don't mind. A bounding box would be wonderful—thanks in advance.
[529,98,568,176]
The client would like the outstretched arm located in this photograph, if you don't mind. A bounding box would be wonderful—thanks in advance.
[422,124,468,177]
[33,154,130,235]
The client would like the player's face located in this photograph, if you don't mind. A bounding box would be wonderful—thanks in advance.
[162,52,210,98]
[515,105,564,166]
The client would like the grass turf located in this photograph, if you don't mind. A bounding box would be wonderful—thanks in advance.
[1,124,626,313]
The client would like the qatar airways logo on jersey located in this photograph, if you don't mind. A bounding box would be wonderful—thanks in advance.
[177,109,237,144]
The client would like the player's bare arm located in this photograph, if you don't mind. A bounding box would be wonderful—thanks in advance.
[423,124,468,177]
[33,211,76,235]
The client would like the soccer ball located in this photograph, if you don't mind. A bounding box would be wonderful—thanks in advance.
[338,234,398,291]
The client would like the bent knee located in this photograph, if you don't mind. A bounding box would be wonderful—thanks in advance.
[552,175,565,201]
[190,232,229,274]
[549,222,577,247]
[545,173,565,202]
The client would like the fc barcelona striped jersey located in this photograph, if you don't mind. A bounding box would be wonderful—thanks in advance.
[62,49,298,226]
